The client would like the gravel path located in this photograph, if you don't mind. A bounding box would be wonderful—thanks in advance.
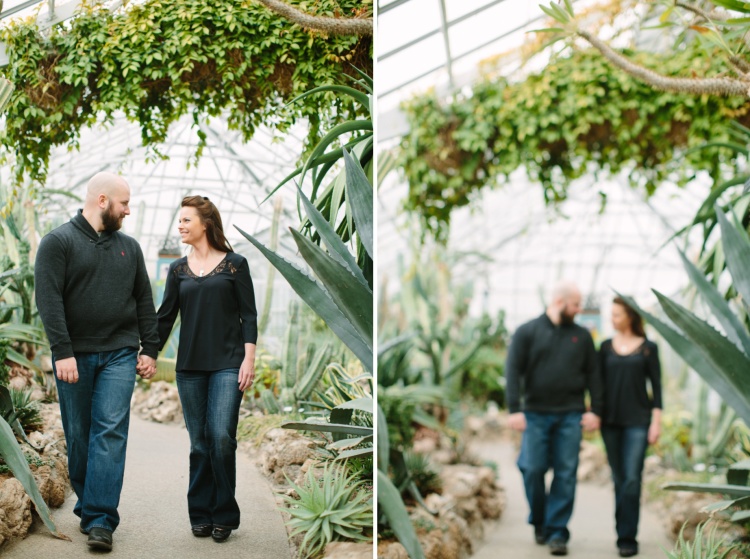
[2,414,292,559]
[471,437,673,559]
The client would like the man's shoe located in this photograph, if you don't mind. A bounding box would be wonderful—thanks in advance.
[87,527,113,551]
[549,539,568,556]
[619,546,638,557]
[192,524,213,537]
[79,523,89,535]
[212,527,232,542]
[534,526,546,545]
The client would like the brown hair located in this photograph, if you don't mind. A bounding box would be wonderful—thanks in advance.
[612,296,645,337]
[181,195,233,253]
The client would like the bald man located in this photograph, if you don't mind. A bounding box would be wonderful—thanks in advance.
[35,172,159,552]
[505,281,603,556]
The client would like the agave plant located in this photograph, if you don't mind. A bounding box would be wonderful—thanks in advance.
[665,521,740,559]
[283,462,372,558]
[620,204,750,529]
[622,206,750,427]
[237,150,372,373]
[263,69,373,281]
[0,387,67,540]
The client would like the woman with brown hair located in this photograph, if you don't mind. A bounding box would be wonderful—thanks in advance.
[599,296,662,558]
[154,195,257,543]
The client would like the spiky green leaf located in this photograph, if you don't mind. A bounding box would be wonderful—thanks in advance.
[236,226,372,371]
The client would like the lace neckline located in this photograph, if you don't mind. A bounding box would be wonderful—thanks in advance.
[176,255,232,279]
[609,338,646,357]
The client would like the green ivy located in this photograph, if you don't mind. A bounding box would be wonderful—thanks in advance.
[399,45,750,240]
[0,0,372,186]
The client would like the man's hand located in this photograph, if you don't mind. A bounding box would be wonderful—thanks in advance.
[508,412,527,432]
[580,411,600,432]
[55,357,79,384]
[137,355,157,380]
[238,358,255,392]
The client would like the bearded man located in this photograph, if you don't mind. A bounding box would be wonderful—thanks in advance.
[35,172,159,552]
[505,281,603,557]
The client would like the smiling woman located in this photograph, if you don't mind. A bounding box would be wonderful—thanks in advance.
[155,195,258,543]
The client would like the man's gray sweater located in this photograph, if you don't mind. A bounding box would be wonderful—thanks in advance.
[35,210,159,360]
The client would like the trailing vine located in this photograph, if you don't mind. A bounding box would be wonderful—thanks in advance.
[399,44,750,240]
[0,0,372,186]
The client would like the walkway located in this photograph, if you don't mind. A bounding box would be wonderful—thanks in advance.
[471,437,673,559]
[2,415,292,559]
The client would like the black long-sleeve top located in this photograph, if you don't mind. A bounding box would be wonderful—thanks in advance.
[599,338,662,426]
[156,251,258,372]
[35,210,159,359]
[505,313,603,416]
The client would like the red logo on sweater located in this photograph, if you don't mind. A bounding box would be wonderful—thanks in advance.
[572,336,578,343]
[121,251,125,256]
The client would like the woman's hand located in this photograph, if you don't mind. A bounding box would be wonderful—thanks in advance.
[647,421,661,445]
[648,408,662,445]
[238,357,255,392]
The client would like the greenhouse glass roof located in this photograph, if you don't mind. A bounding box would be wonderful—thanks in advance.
[376,0,711,335]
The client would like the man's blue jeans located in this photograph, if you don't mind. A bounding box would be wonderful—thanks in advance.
[176,368,244,529]
[54,347,138,532]
[601,425,649,548]
[517,411,582,543]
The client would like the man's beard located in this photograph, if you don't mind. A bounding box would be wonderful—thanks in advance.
[560,309,576,326]
[101,205,123,232]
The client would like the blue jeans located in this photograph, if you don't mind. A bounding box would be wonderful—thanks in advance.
[54,347,138,532]
[601,425,649,548]
[517,411,582,543]
[176,369,244,529]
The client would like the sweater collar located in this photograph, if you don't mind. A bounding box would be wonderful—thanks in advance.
[71,210,113,244]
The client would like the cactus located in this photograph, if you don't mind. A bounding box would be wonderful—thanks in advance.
[281,301,300,391]
[296,343,331,401]
[260,388,280,414]
[257,197,283,334]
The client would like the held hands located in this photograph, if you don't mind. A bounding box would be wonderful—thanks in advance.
[508,412,527,432]
[55,357,79,384]
[238,358,255,392]
[136,355,157,380]
[580,411,601,432]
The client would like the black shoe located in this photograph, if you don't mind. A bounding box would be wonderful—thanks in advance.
[549,539,568,556]
[535,526,546,545]
[79,523,89,535]
[212,527,232,542]
[619,546,638,557]
[192,524,213,537]
[87,527,113,551]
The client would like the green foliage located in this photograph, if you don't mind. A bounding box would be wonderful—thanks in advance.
[623,205,750,427]
[283,462,372,559]
[402,451,442,499]
[237,152,373,371]
[376,469,425,559]
[0,0,372,187]
[376,389,416,450]
[665,522,740,559]
[399,45,749,239]
[7,388,42,434]
[0,339,9,386]
[272,72,374,284]
[0,412,66,540]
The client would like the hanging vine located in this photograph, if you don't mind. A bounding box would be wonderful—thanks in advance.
[0,0,372,186]
[399,44,750,241]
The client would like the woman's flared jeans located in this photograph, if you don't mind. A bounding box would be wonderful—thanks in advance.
[601,424,649,548]
[176,368,243,529]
